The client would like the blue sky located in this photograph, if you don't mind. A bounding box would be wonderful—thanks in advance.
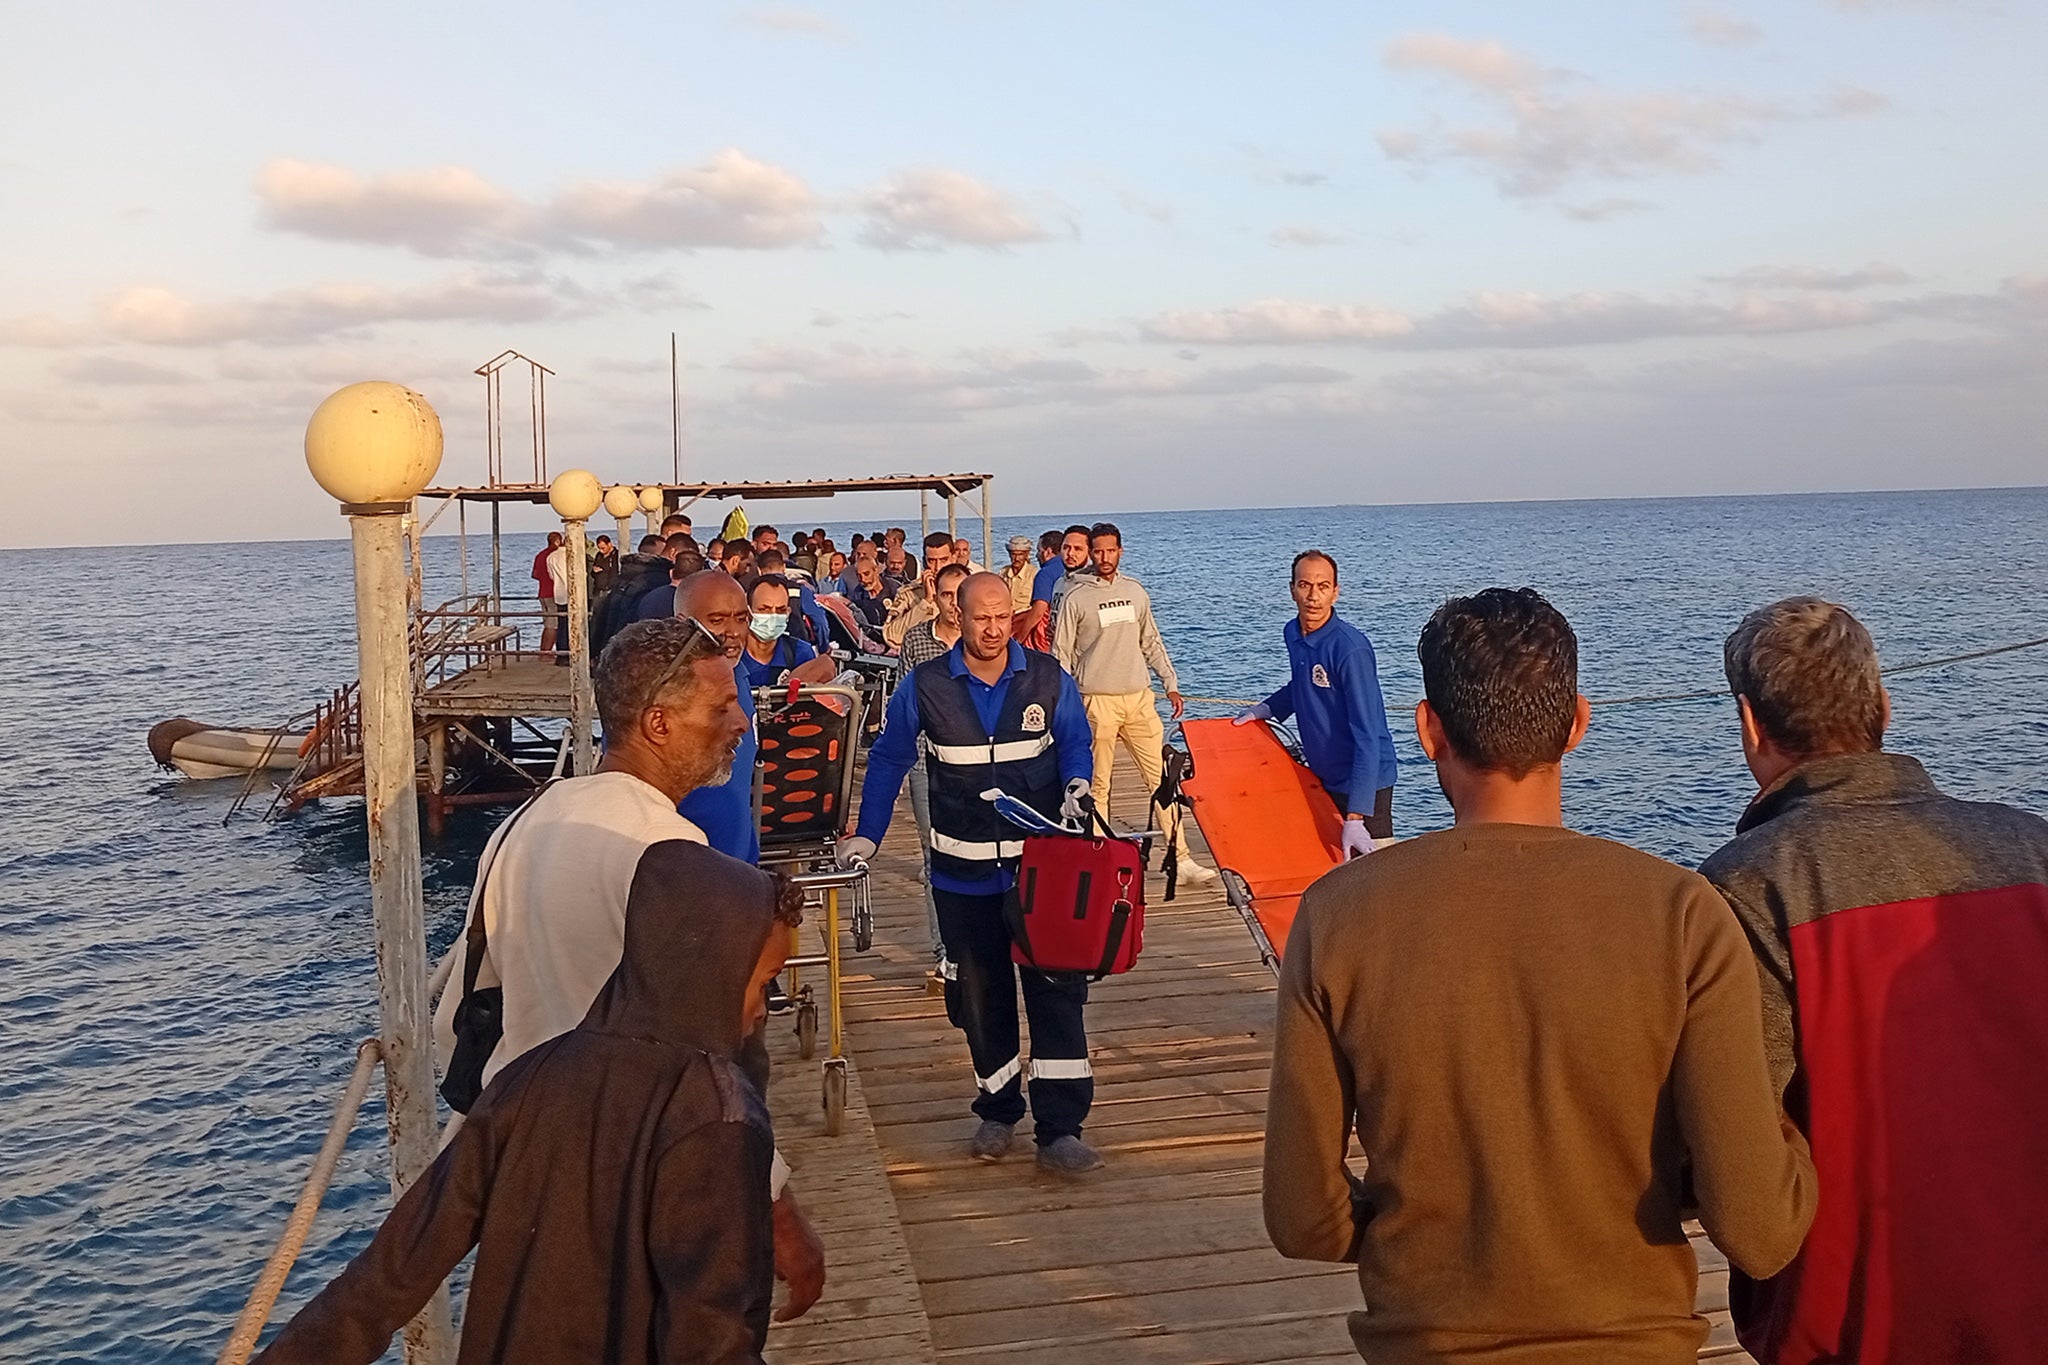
[2,0,2043,545]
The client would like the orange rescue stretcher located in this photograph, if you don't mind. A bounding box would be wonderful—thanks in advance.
[1178,717,1344,973]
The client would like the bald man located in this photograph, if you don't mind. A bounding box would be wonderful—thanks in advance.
[672,571,767,865]
[839,575,1105,1175]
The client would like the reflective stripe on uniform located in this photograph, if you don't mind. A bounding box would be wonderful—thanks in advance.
[930,831,1026,860]
[978,1055,1023,1092]
[927,734,1054,766]
[1028,1057,1093,1081]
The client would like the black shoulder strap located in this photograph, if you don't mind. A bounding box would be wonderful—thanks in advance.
[456,781,557,1004]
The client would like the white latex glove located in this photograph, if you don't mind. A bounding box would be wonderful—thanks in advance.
[1233,702,1272,727]
[1060,778,1092,823]
[836,835,877,870]
[1340,819,1375,860]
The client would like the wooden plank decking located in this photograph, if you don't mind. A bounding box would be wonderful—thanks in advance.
[763,755,1755,1363]
[418,656,576,718]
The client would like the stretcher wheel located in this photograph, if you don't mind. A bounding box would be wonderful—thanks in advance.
[796,1000,818,1060]
[822,1061,846,1137]
[852,901,873,953]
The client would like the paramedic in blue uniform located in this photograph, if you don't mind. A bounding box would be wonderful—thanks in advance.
[674,571,835,865]
[837,572,1105,1177]
[738,575,835,689]
[1234,550,1398,857]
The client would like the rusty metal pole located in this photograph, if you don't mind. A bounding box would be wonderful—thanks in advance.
[307,382,453,1364]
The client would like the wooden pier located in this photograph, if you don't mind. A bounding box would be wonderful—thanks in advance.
[764,760,1755,1364]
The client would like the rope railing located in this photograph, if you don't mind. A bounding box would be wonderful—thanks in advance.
[1176,632,2048,714]
[216,1039,384,1365]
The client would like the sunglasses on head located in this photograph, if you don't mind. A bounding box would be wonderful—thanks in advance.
[646,616,728,700]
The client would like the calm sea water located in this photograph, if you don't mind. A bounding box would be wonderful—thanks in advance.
[2,489,2044,1361]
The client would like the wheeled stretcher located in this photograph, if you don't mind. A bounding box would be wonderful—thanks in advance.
[751,682,871,1135]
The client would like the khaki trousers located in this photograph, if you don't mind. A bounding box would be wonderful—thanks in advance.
[1081,690,1194,856]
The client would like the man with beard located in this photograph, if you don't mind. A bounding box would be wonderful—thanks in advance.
[430,616,825,1324]
[673,571,768,866]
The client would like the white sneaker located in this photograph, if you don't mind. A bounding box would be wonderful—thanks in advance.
[1177,861,1219,886]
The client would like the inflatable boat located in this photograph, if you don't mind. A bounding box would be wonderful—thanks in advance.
[148,718,309,781]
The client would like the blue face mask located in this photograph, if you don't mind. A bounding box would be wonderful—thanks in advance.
[749,611,789,642]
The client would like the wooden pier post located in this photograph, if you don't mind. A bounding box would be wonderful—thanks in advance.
[305,381,454,1365]
[604,483,638,554]
[425,723,448,838]
[550,471,603,774]
[638,484,663,541]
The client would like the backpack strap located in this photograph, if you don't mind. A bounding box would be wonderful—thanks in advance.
[454,780,557,1007]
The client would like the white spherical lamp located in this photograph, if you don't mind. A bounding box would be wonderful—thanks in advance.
[637,485,665,514]
[305,382,443,505]
[603,484,638,519]
[549,469,604,521]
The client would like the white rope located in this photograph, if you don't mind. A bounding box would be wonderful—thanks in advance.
[216,1039,383,1365]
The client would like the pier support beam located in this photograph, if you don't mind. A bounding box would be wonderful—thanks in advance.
[551,472,604,775]
[639,484,664,542]
[305,382,454,1365]
[426,723,447,838]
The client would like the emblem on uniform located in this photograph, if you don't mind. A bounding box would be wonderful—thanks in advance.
[1312,663,1332,688]
[1022,703,1047,733]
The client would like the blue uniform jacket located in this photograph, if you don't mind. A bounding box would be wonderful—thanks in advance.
[677,660,761,864]
[856,642,1092,895]
[1263,613,1397,809]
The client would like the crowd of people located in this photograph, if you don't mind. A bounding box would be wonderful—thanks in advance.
[260,519,2047,1365]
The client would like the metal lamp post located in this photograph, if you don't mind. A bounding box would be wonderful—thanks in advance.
[551,470,604,775]
[637,484,664,541]
[303,381,454,1365]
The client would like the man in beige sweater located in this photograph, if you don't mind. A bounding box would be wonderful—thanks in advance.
[1264,587,1815,1365]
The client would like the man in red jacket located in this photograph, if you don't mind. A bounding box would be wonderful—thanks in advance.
[1702,597,2048,1365]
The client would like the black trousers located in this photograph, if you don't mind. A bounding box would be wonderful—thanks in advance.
[932,887,1093,1144]
[1326,785,1395,841]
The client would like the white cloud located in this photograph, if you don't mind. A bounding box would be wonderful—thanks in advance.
[257,151,824,256]
[1240,146,1333,187]
[258,154,1056,257]
[1268,224,1352,247]
[50,355,196,386]
[0,314,91,346]
[736,6,849,41]
[546,151,824,251]
[1705,262,1913,290]
[1143,300,1417,344]
[1558,197,1653,222]
[1377,31,1885,200]
[717,342,1346,425]
[854,169,1054,251]
[1685,9,1764,48]
[1141,284,1921,348]
[258,160,521,255]
[0,270,609,348]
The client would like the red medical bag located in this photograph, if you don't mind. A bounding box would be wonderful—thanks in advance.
[1004,829,1145,979]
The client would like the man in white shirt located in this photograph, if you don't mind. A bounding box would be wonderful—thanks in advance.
[544,537,571,665]
[433,615,825,1318]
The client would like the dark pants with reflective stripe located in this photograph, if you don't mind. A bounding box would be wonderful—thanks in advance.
[933,887,1093,1144]
[1327,785,1395,840]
